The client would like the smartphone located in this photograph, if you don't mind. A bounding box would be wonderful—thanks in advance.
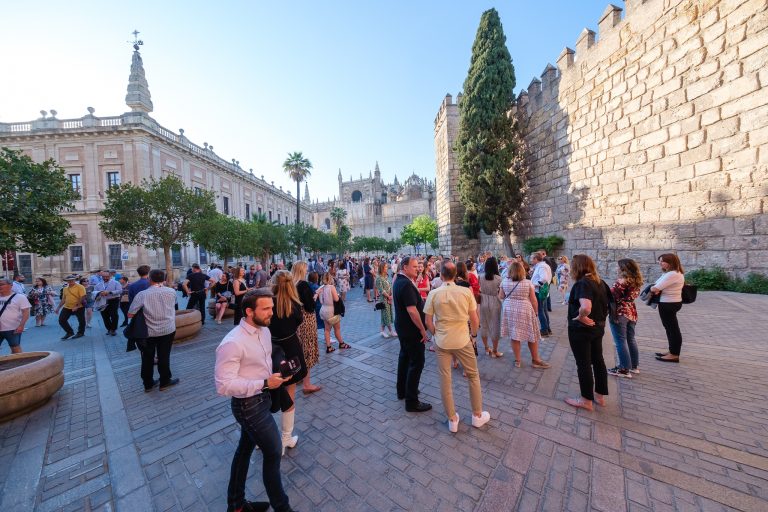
[279,356,302,378]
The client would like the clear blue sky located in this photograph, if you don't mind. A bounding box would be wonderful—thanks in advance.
[2,0,611,202]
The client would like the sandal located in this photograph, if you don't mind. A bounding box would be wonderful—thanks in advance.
[565,397,594,411]
[486,348,493,357]
[493,351,504,358]
[338,342,352,349]
[326,345,336,353]
[513,360,521,368]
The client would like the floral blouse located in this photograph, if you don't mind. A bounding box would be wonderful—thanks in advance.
[611,280,640,322]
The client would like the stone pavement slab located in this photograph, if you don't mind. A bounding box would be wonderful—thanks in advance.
[1,288,767,511]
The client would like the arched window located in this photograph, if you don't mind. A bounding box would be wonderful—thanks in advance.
[325,218,331,230]
[351,190,363,202]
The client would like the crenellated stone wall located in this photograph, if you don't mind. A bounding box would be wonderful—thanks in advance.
[437,0,768,277]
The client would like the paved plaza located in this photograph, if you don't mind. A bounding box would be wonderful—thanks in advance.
[1,288,767,511]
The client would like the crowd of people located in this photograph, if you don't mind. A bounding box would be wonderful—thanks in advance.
[0,249,690,512]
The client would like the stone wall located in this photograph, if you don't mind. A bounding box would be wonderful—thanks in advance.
[442,0,768,277]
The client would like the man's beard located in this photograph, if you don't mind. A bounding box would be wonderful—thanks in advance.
[252,315,271,327]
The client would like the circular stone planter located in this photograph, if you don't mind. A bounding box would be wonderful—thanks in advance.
[0,351,64,423]
[174,309,202,343]
[207,299,234,319]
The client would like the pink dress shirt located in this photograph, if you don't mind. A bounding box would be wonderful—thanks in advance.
[215,319,273,398]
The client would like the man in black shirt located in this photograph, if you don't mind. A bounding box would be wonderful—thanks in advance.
[183,264,213,325]
[393,256,431,412]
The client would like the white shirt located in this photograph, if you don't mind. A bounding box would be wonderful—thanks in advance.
[208,268,223,283]
[11,281,25,295]
[654,271,685,303]
[215,320,273,398]
[531,261,553,290]
[0,292,31,331]
[128,285,177,337]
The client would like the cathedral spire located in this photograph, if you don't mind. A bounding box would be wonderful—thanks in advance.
[125,31,153,113]
[303,182,310,203]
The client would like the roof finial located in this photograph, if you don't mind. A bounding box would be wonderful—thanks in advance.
[303,182,310,203]
[125,30,153,113]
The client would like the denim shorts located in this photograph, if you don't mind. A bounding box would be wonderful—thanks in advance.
[0,330,22,348]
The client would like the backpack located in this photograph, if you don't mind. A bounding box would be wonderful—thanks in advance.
[681,283,697,304]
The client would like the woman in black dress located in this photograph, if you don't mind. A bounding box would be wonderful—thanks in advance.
[232,267,248,325]
[363,257,374,302]
[212,273,234,324]
[269,270,307,455]
[565,254,610,411]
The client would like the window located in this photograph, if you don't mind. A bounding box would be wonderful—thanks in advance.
[277,213,281,223]
[269,211,272,221]
[223,196,230,215]
[172,246,182,266]
[198,246,208,265]
[107,171,120,189]
[195,187,202,195]
[258,207,262,217]
[324,218,331,230]
[68,174,81,193]
[17,254,32,278]
[70,246,84,272]
[387,227,392,234]
[245,203,251,220]
[351,190,362,202]
[108,244,123,270]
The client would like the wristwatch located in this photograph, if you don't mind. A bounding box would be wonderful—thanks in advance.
[263,379,269,391]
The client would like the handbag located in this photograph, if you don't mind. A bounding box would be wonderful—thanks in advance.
[536,282,550,301]
[374,301,386,311]
[326,314,341,326]
[333,297,345,317]
[681,283,697,304]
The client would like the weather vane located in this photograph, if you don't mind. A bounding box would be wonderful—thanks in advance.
[130,30,144,51]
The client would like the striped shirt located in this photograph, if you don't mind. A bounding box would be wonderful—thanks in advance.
[128,285,177,337]
[94,278,123,300]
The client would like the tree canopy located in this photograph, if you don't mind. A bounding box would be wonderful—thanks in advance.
[190,213,249,265]
[329,207,347,234]
[282,151,312,258]
[99,174,216,280]
[400,215,438,254]
[0,148,80,257]
[455,8,526,255]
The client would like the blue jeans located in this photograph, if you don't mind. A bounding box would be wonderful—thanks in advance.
[608,316,638,370]
[537,296,550,333]
[0,330,21,349]
[228,394,290,511]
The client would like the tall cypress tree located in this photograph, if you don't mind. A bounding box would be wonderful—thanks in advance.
[456,8,526,255]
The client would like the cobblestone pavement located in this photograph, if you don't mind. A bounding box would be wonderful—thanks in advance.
[2,288,767,511]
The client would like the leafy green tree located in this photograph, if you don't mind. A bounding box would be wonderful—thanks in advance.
[100,174,216,281]
[400,224,418,254]
[245,214,289,265]
[401,215,438,254]
[282,151,312,258]
[329,207,347,234]
[286,223,314,259]
[0,148,80,262]
[335,225,352,255]
[191,213,248,266]
[384,238,402,255]
[455,8,526,255]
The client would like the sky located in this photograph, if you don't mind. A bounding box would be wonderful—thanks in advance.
[2,0,611,203]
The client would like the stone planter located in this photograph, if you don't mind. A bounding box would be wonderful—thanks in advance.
[0,351,64,423]
[207,299,234,319]
[174,309,202,343]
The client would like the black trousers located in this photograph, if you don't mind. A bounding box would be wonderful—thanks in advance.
[140,332,175,388]
[567,325,608,402]
[658,302,683,356]
[397,333,425,406]
[59,307,85,336]
[120,301,130,325]
[101,299,120,332]
[187,291,207,324]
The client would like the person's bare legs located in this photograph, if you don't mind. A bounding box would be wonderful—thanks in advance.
[324,326,333,350]
[11,344,22,354]
[85,308,93,327]
[303,369,321,393]
[215,303,226,323]
[333,323,349,347]
[492,338,502,357]
[529,341,551,368]
[511,339,522,367]
[480,335,491,355]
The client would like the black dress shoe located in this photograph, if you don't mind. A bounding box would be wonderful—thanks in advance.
[655,356,679,363]
[72,333,84,339]
[405,401,432,412]
[144,379,159,392]
[397,395,405,400]
[159,378,180,391]
[61,333,74,340]
[226,501,270,512]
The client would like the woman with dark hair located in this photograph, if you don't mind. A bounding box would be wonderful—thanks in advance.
[269,270,307,454]
[28,277,55,326]
[608,259,643,378]
[478,257,502,357]
[465,261,481,302]
[363,257,374,302]
[565,254,609,411]
[213,273,234,324]
[499,261,548,368]
[652,253,685,363]
[232,267,248,325]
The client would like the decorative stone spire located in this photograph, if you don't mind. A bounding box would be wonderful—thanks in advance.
[338,168,343,184]
[375,161,380,176]
[125,31,153,113]
[303,182,310,203]
[393,174,400,186]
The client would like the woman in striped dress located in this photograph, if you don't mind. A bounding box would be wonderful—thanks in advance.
[499,261,551,369]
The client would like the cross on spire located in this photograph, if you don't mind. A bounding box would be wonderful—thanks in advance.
[130,30,144,51]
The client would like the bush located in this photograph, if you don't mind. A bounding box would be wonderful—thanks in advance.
[686,267,768,295]
[522,235,565,256]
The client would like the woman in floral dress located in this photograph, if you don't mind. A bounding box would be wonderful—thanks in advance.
[499,261,550,369]
[556,256,571,304]
[375,263,395,338]
[335,261,350,301]
[28,277,55,326]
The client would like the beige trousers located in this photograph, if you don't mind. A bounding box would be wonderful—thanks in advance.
[435,341,483,420]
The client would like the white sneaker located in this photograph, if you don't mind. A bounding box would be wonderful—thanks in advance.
[381,331,389,338]
[448,413,460,433]
[471,411,490,428]
[281,434,298,456]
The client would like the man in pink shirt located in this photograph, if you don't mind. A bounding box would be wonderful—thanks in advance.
[215,288,296,512]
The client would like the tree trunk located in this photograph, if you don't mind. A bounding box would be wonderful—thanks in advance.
[502,231,514,257]
[163,243,173,285]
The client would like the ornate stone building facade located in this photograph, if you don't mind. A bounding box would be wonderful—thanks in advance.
[0,46,311,280]
[310,163,436,243]
[436,0,768,277]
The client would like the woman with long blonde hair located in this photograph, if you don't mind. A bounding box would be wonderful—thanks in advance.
[291,262,321,394]
[269,270,307,454]
[565,255,610,411]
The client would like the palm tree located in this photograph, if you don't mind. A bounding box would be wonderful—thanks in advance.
[282,151,312,224]
[330,206,347,234]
